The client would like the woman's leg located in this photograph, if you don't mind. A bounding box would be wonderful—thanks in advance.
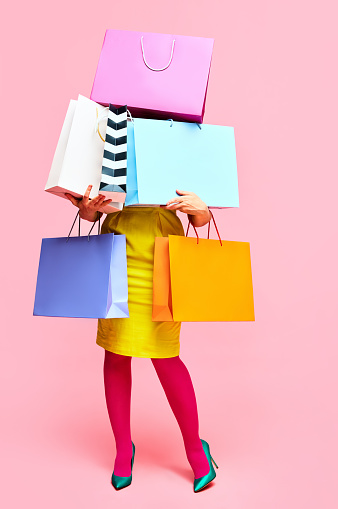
[151,356,210,478]
[104,350,133,476]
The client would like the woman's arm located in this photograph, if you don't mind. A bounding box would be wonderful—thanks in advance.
[165,190,212,227]
[65,185,112,222]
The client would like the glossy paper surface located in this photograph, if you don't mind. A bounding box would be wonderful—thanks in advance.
[133,118,239,207]
[34,233,128,318]
[91,29,214,122]
[152,237,173,321]
[125,122,139,206]
[168,235,255,321]
[45,95,122,213]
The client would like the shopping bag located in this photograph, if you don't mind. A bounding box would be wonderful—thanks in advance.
[90,29,214,123]
[132,118,239,208]
[152,237,173,321]
[99,104,128,201]
[96,109,139,205]
[33,213,129,318]
[152,215,255,322]
[125,120,139,206]
[45,94,122,212]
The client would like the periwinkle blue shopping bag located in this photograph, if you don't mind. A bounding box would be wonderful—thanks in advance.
[33,218,129,319]
[130,118,239,208]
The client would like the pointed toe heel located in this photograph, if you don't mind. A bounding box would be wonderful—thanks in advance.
[193,439,218,493]
[111,442,135,491]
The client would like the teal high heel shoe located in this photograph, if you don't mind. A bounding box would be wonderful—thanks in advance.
[193,439,218,493]
[111,442,135,490]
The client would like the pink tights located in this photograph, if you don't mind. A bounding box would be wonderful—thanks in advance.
[103,351,209,478]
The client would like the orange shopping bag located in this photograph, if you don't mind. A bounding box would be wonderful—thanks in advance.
[152,214,255,322]
[152,237,174,321]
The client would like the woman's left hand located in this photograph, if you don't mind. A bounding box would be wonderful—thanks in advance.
[164,190,211,227]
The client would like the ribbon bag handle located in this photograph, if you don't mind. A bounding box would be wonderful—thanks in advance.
[96,107,133,142]
[185,219,200,244]
[95,107,109,142]
[140,36,175,72]
[67,210,101,242]
[186,210,223,246]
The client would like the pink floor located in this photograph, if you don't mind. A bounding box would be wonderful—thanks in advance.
[1,1,338,508]
[2,318,337,508]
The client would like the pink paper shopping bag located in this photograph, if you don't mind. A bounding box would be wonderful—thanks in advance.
[90,30,214,123]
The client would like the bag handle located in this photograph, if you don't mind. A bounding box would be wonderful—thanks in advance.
[186,210,223,246]
[166,119,201,129]
[67,210,101,242]
[95,107,109,142]
[140,36,175,72]
[96,107,133,142]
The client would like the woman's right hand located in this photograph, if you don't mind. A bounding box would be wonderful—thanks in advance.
[65,185,112,222]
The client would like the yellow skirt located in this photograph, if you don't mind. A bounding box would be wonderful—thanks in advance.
[96,207,185,358]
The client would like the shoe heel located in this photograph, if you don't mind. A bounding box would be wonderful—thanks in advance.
[211,456,219,469]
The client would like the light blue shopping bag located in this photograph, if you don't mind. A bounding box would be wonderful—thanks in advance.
[127,118,239,208]
[33,214,129,318]
[125,121,139,206]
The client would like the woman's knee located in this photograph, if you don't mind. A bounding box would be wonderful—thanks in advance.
[151,356,180,372]
[104,350,131,370]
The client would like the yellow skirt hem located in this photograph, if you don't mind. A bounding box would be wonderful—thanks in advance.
[96,339,180,359]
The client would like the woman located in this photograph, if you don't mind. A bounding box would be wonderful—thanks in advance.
[66,185,218,492]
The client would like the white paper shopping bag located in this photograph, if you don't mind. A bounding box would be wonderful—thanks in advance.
[45,94,122,213]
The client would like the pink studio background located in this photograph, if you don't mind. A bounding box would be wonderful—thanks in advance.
[1,1,337,508]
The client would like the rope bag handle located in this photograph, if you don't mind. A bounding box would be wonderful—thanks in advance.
[140,36,175,71]
[186,210,223,246]
[67,210,101,242]
[95,107,133,142]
